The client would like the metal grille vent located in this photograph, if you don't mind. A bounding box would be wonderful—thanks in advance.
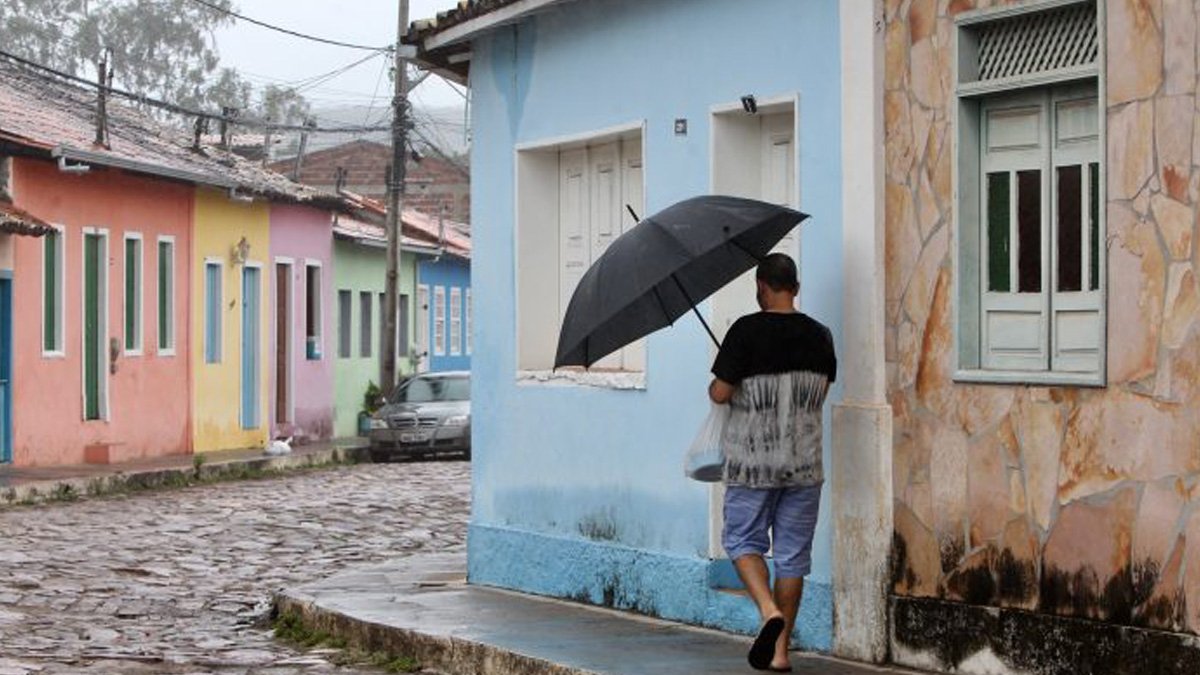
[976,3,1097,81]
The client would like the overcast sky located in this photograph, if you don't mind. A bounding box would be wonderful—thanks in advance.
[213,0,465,113]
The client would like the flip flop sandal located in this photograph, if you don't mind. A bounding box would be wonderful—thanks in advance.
[768,666,793,673]
[748,616,786,670]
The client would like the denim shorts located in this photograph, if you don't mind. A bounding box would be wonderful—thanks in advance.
[722,483,823,579]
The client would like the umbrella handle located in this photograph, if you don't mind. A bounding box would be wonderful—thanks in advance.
[671,274,722,350]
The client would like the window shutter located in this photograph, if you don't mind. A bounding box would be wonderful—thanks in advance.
[558,149,588,326]
[1049,92,1101,373]
[620,140,645,371]
[980,99,1050,371]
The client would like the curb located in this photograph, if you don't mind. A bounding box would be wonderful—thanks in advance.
[273,591,598,675]
[0,444,371,508]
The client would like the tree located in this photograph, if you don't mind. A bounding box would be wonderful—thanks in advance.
[0,0,307,125]
[260,84,310,127]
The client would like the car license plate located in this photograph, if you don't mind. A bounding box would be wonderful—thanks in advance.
[400,431,431,443]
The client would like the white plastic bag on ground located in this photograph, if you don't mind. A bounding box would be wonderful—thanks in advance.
[684,403,729,482]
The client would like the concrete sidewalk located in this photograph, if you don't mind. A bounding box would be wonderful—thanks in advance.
[0,438,369,506]
[274,553,923,675]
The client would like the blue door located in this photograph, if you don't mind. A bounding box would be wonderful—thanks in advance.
[0,274,12,463]
[241,266,261,430]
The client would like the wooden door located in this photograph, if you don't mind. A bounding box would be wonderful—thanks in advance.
[274,263,290,424]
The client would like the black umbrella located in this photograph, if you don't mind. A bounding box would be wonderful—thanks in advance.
[554,195,808,369]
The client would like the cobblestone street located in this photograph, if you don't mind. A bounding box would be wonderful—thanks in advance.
[0,461,470,674]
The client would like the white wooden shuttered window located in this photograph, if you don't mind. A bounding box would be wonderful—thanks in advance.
[556,140,644,371]
[956,1,1102,384]
[450,287,462,356]
[434,285,446,356]
[977,86,1100,374]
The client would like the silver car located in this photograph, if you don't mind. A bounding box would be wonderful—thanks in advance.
[367,371,471,461]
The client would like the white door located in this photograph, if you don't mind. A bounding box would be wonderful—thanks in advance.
[415,285,430,373]
[711,107,798,341]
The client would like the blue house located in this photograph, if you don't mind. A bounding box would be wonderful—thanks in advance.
[418,253,471,372]
[405,209,472,373]
[407,0,892,662]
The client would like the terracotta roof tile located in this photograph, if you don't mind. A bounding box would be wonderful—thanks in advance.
[0,199,53,236]
[0,59,340,208]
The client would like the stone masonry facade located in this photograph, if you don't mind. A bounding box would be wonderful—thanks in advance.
[885,0,1200,646]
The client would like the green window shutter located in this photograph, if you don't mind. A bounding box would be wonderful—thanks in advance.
[43,232,58,352]
[158,241,170,350]
[124,239,136,350]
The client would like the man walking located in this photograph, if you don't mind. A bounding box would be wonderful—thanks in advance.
[708,253,837,672]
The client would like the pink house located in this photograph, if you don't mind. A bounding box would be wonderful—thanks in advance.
[267,204,334,443]
[5,158,194,467]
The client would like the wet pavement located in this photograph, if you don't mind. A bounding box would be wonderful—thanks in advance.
[0,460,470,674]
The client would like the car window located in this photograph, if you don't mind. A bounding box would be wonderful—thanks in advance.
[395,376,469,403]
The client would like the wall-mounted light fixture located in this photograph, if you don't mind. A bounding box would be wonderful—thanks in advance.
[231,236,251,265]
[741,94,758,115]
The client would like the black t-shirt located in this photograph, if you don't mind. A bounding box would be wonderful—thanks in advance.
[711,311,837,385]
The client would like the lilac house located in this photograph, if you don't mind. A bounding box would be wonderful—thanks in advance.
[268,204,335,443]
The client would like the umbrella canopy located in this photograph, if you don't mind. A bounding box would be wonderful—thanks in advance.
[554,195,808,369]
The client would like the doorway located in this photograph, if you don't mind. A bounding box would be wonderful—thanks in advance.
[0,273,11,462]
[241,265,262,430]
[708,98,799,557]
[274,261,292,425]
[711,100,799,339]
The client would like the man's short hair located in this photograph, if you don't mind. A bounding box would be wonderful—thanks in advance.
[756,253,799,293]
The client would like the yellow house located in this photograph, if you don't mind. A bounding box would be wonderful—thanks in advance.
[192,188,271,453]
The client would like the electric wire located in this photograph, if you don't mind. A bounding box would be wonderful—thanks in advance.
[186,0,391,52]
[0,48,390,134]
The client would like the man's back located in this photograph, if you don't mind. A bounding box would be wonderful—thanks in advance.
[712,311,837,488]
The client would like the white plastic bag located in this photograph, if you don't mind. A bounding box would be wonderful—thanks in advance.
[684,403,729,482]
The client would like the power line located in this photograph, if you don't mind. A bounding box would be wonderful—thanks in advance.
[292,52,386,94]
[187,0,391,52]
[0,49,390,134]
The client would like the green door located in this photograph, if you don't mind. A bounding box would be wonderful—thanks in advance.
[0,274,12,462]
[84,233,103,420]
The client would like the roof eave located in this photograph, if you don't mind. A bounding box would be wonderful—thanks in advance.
[406,0,580,82]
[414,0,570,51]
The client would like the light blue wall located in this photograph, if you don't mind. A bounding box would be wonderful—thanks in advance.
[467,0,843,650]
[418,256,471,372]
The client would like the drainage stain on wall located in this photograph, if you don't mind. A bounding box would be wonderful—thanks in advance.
[885,0,1200,669]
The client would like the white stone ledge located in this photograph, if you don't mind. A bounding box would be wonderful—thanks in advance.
[516,369,647,391]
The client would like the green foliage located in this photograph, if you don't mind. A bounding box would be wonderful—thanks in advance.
[261,84,311,127]
[363,381,385,415]
[0,0,310,122]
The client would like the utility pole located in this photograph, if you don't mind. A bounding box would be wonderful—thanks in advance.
[382,0,410,394]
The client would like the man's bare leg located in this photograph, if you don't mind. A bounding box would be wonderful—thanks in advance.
[771,577,804,669]
[734,554,782,622]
